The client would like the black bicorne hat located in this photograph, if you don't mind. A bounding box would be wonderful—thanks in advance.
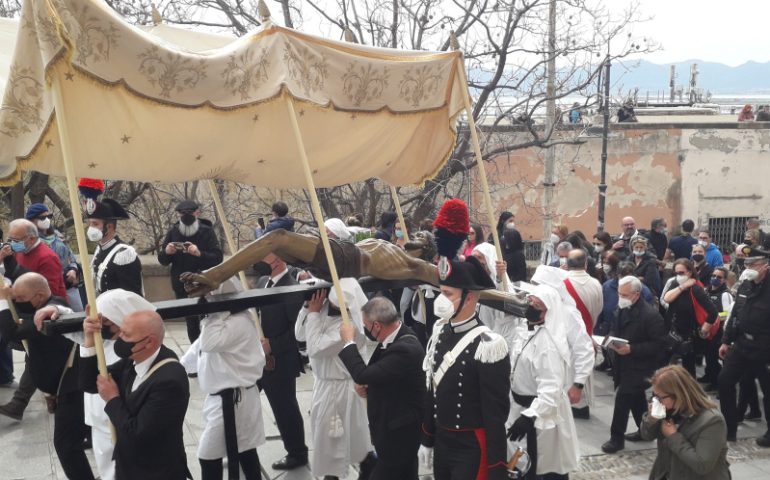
[87,198,129,220]
[439,255,495,291]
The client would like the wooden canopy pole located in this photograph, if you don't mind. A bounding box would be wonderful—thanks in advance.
[50,65,109,376]
[451,34,509,291]
[389,185,408,240]
[284,95,351,326]
[205,179,264,337]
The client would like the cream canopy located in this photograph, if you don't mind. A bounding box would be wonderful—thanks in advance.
[0,0,465,187]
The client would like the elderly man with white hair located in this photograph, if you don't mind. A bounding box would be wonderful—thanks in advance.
[601,275,666,454]
[295,278,374,480]
[507,284,579,479]
[80,288,156,480]
[181,277,266,480]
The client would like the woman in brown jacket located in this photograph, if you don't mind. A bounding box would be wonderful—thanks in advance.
[641,365,730,480]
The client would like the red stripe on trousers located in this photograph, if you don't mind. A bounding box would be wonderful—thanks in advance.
[474,428,488,480]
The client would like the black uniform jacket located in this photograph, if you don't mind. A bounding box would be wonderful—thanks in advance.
[421,316,511,477]
[723,276,770,360]
[92,236,143,295]
[0,296,76,395]
[80,345,190,480]
[256,273,304,377]
[339,324,426,463]
[157,218,223,296]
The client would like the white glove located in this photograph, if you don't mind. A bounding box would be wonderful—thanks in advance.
[418,445,433,470]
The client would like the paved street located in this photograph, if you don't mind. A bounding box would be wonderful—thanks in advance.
[1,321,770,479]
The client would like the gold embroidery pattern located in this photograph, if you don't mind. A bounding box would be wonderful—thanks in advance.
[0,66,45,138]
[138,46,208,98]
[283,43,328,95]
[25,5,61,50]
[342,63,389,106]
[399,65,443,107]
[222,47,270,101]
[196,163,249,181]
[74,4,119,65]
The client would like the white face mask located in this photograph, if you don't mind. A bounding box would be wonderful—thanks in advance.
[87,226,104,243]
[594,245,604,254]
[740,268,759,282]
[36,218,51,231]
[550,233,560,246]
[618,297,633,309]
[602,264,612,275]
[675,274,689,285]
[505,222,516,230]
[698,240,709,248]
[433,293,456,320]
[559,257,567,266]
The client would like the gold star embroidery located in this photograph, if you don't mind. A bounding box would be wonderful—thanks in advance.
[88,162,98,168]
[350,113,357,120]
[64,71,74,81]
[312,169,318,174]
[195,154,203,161]
[45,140,54,148]
[252,114,259,122]
[121,135,131,144]
[299,109,305,117]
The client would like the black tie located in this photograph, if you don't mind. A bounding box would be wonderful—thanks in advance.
[265,278,274,288]
[124,363,138,393]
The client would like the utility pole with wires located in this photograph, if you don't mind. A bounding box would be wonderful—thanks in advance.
[542,0,557,256]
[597,54,611,233]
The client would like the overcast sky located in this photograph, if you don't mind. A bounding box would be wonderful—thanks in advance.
[620,0,767,66]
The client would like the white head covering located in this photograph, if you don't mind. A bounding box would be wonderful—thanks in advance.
[214,276,244,295]
[530,265,576,308]
[324,218,352,241]
[472,242,513,291]
[328,277,368,334]
[96,288,156,327]
[529,284,572,365]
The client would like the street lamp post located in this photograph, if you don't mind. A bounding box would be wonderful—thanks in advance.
[597,55,611,233]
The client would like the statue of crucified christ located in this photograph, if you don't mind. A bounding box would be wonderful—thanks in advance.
[180,229,525,306]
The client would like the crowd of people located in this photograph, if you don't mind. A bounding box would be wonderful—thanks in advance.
[1,194,768,480]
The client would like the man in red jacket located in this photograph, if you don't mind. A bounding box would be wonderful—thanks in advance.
[1,218,67,299]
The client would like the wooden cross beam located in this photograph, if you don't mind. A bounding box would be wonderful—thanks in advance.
[43,277,528,335]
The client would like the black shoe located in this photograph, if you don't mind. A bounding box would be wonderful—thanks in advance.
[601,438,624,454]
[745,410,762,421]
[323,477,339,480]
[727,433,737,442]
[0,401,25,421]
[756,435,770,448]
[272,455,308,470]
[187,372,198,378]
[624,430,644,442]
[572,406,590,420]
[358,451,377,480]
[696,375,709,383]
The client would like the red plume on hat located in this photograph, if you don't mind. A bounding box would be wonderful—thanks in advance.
[433,198,470,260]
[78,178,104,215]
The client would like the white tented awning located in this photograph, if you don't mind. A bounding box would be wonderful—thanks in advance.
[0,0,465,187]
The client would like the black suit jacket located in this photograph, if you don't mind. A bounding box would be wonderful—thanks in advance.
[80,345,190,480]
[0,296,77,395]
[339,324,426,463]
[256,272,304,377]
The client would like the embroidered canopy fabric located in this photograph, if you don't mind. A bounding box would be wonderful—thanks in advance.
[0,0,465,187]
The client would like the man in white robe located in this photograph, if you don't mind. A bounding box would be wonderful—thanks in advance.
[295,278,373,479]
[181,277,266,480]
[471,242,519,348]
[507,285,580,479]
[530,266,596,419]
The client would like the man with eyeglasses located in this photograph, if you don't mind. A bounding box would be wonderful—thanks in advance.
[601,276,666,454]
[25,203,82,311]
[718,254,770,445]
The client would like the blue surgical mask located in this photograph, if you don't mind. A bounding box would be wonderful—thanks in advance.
[9,240,26,253]
[710,277,722,287]
[633,250,645,257]
[395,230,404,239]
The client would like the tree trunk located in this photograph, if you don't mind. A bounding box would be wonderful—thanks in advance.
[27,172,49,204]
[10,180,24,219]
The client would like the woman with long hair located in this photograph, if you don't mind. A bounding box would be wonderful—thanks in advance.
[662,259,718,377]
[462,224,484,258]
[641,365,730,479]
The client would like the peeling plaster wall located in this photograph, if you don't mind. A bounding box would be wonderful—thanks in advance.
[477,125,769,242]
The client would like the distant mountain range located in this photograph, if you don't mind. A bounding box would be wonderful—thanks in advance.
[614,59,770,95]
